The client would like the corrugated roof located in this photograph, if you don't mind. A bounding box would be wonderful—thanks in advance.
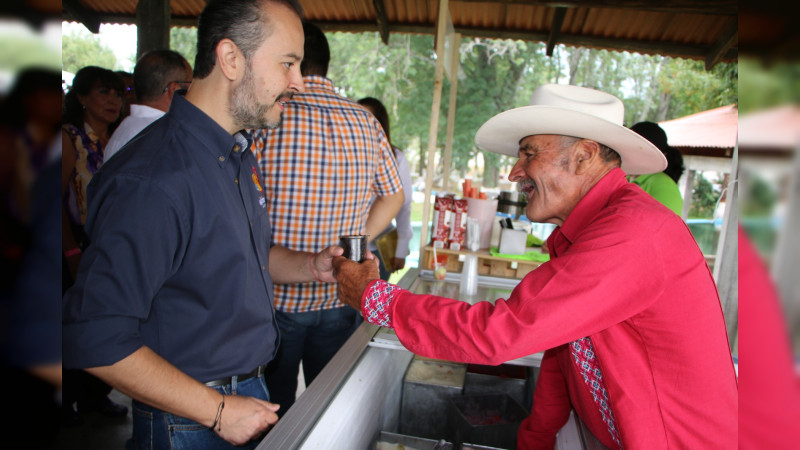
[738,106,800,150]
[61,0,739,68]
[659,105,738,149]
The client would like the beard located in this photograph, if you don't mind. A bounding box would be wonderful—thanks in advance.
[230,63,283,130]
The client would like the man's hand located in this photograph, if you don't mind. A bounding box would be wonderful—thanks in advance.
[332,255,380,310]
[390,257,406,272]
[215,395,280,446]
[310,245,345,282]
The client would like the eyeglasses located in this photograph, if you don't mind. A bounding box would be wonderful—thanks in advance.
[162,80,192,93]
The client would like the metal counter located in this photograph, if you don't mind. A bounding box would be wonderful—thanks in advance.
[258,268,606,449]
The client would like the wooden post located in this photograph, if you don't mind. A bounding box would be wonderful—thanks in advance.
[136,0,170,60]
[681,168,695,220]
[713,146,738,350]
[418,0,450,253]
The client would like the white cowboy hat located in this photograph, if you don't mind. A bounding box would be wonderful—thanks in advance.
[474,84,666,175]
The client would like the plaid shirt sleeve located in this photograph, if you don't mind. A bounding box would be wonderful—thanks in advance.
[362,280,401,328]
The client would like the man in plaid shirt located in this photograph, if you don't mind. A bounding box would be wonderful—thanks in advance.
[250,21,403,416]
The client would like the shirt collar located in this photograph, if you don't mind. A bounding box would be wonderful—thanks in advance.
[232,130,252,160]
[129,104,166,119]
[301,75,335,92]
[167,93,242,166]
[552,168,628,253]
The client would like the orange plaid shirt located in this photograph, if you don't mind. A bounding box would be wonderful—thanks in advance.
[250,76,402,313]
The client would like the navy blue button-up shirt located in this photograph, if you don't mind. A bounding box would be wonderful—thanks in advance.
[63,94,279,382]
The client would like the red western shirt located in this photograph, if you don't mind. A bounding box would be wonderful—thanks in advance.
[363,168,737,448]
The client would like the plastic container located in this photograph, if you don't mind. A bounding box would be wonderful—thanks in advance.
[400,357,466,440]
[447,394,528,449]
[459,254,479,298]
[465,197,498,249]
[498,229,527,255]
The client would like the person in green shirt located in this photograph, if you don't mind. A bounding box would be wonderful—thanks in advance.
[630,121,685,215]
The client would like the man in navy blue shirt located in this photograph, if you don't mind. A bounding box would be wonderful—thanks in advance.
[61,1,343,448]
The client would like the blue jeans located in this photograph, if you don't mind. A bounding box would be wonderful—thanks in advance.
[126,375,270,450]
[266,307,362,417]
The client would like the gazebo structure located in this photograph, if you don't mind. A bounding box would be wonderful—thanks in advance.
[658,104,738,220]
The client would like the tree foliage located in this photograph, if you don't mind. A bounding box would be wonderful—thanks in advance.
[62,28,118,74]
[689,175,722,219]
[170,27,198,69]
[325,32,735,195]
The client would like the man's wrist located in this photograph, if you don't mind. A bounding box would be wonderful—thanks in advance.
[362,280,400,328]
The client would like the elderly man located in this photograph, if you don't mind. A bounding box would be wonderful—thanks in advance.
[62,1,345,449]
[334,84,737,449]
[104,49,193,162]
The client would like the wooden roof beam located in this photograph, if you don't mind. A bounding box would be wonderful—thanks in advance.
[705,21,738,70]
[452,0,738,16]
[62,0,102,33]
[372,0,391,45]
[546,7,568,56]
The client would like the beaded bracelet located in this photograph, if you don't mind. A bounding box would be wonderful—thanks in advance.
[308,253,323,282]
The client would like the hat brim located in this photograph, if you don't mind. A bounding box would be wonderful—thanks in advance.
[475,106,667,175]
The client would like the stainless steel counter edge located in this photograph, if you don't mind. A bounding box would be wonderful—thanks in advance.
[256,270,418,449]
[256,320,382,449]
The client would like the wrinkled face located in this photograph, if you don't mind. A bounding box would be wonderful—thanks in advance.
[78,83,123,127]
[508,135,583,226]
[230,2,304,130]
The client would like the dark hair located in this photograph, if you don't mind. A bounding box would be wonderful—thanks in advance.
[662,145,685,183]
[0,67,61,127]
[194,0,303,79]
[300,21,330,77]
[631,121,685,183]
[134,49,191,102]
[358,97,390,143]
[62,66,125,129]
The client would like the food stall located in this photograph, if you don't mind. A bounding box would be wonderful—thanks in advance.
[257,266,608,450]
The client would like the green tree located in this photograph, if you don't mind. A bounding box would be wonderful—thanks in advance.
[170,26,198,69]
[62,28,118,73]
[689,175,720,219]
[658,58,737,119]
[311,32,737,194]
[742,174,778,218]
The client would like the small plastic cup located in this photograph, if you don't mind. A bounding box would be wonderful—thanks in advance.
[434,261,447,280]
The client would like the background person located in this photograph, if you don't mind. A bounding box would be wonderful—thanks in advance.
[334,84,737,449]
[104,49,193,162]
[60,65,128,426]
[358,96,414,280]
[61,1,344,448]
[62,65,124,281]
[250,21,403,417]
[114,70,135,120]
[0,70,63,448]
[629,121,684,215]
